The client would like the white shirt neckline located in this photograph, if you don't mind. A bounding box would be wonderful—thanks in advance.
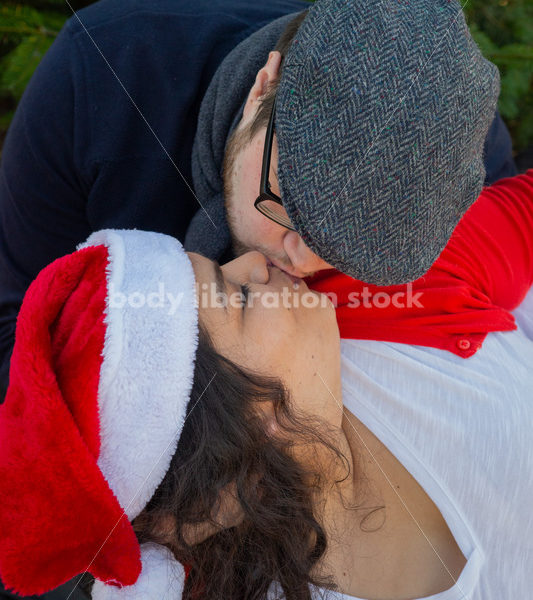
[327,377,485,600]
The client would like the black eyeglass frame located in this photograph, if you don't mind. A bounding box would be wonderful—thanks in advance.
[253,95,296,231]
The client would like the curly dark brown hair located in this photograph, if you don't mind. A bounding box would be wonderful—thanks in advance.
[131,325,354,600]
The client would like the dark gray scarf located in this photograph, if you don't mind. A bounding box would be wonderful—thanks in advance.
[184,12,302,262]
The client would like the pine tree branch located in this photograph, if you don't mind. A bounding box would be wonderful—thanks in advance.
[0,25,59,36]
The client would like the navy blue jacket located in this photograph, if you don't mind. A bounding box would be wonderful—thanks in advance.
[0,0,309,405]
[0,0,516,405]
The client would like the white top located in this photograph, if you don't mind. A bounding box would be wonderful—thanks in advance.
[269,286,533,600]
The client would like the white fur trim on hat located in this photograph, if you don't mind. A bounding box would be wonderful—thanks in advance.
[92,543,186,600]
[78,229,199,520]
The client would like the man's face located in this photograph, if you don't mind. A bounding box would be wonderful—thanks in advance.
[222,118,333,279]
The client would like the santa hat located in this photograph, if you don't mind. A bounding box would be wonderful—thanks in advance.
[0,230,199,598]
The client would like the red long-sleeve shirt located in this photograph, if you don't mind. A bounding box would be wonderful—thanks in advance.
[306,170,533,358]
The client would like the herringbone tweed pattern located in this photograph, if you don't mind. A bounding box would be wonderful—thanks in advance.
[276,0,500,285]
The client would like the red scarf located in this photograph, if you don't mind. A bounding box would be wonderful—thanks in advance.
[306,170,533,358]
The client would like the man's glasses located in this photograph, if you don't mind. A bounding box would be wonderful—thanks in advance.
[254,95,296,231]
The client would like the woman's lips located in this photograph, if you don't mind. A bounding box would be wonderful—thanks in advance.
[267,263,305,289]
[266,258,304,283]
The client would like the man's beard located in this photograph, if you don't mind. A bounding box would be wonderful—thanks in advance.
[222,124,283,262]
[221,124,311,275]
[222,124,254,259]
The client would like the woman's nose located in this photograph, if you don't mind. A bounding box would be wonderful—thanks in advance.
[283,231,332,277]
[221,251,270,285]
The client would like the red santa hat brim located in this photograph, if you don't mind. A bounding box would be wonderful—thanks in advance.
[0,230,198,596]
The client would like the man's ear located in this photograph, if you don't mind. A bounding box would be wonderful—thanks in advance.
[241,51,282,125]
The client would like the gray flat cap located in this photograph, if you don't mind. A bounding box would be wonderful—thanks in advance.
[276,0,500,284]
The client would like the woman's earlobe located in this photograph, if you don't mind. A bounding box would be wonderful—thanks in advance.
[181,480,246,546]
[266,417,281,436]
[153,514,178,542]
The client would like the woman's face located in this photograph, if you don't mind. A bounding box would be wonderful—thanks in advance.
[187,251,344,430]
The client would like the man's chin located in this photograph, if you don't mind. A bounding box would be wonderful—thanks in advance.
[229,237,252,260]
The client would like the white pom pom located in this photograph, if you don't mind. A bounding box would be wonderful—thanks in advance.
[92,543,185,600]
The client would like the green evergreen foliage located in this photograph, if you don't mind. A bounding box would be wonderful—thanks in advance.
[0,0,532,153]
[0,5,68,98]
[465,0,533,151]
